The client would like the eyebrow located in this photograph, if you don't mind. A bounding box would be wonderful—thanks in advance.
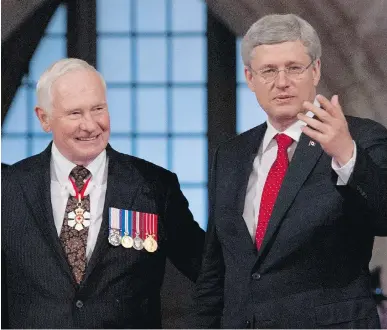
[259,61,303,69]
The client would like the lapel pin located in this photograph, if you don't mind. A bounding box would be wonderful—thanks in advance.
[308,141,316,147]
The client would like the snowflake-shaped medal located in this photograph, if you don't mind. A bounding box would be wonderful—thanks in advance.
[67,206,90,231]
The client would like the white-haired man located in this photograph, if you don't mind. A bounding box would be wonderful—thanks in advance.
[2,58,205,328]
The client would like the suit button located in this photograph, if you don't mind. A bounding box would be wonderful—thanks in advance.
[245,320,251,328]
[75,300,84,308]
[252,273,261,280]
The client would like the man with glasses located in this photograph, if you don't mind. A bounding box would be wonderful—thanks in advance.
[189,14,387,328]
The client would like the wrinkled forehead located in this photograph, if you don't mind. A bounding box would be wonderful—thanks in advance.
[52,70,106,101]
[50,71,107,112]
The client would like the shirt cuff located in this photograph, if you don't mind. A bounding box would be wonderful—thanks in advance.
[332,141,357,186]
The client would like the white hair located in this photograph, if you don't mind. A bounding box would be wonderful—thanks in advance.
[36,58,106,114]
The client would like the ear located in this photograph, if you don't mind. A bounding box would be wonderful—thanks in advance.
[244,66,255,92]
[35,106,51,132]
[312,58,321,87]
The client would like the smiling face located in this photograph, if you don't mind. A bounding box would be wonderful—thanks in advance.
[35,69,110,165]
[245,40,321,130]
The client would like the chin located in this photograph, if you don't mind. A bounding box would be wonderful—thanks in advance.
[272,106,300,118]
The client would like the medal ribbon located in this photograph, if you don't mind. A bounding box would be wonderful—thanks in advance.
[120,210,132,236]
[140,212,145,240]
[152,213,158,241]
[109,207,121,231]
[134,211,140,237]
[69,176,91,203]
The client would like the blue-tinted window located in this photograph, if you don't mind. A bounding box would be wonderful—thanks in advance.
[172,0,206,32]
[172,137,206,183]
[172,87,206,133]
[136,0,166,32]
[97,0,208,228]
[97,0,131,33]
[2,87,28,134]
[137,88,167,133]
[109,137,132,154]
[108,89,132,132]
[172,37,206,83]
[2,137,28,165]
[2,5,67,164]
[136,138,168,168]
[137,37,167,83]
[98,38,131,83]
[236,37,267,133]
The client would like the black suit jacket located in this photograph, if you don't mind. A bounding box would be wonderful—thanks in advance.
[1,144,205,328]
[190,116,387,328]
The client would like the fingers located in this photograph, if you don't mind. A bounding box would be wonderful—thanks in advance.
[301,100,331,123]
[297,113,328,133]
[316,94,344,119]
[300,125,324,142]
[302,94,344,124]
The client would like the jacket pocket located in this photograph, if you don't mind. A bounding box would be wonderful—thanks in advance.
[314,297,377,326]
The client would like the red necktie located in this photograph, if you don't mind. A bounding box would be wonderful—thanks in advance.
[255,134,293,249]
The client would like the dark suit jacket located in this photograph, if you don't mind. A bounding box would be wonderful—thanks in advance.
[190,116,387,329]
[1,144,205,329]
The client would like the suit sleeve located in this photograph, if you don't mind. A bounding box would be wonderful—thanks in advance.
[347,119,387,235]
[163,172,205,282]
[186,146,225,328]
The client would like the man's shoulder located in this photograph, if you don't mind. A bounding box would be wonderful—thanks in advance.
[3,152,46,177]
[108,149,176,182]
[346,115,387,139]
[217,122,267,152]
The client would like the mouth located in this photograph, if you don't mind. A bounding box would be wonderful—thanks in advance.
[76,134,100,142]
[273,95,295,104]
[274,95,294,100]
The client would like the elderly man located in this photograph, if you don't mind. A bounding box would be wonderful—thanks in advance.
[2,58,205,328]
[190,14,387,328]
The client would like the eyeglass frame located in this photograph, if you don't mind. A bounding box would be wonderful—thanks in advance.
[249,59,315,83]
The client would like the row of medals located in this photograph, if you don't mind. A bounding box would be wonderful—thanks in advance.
[108,230,158,253]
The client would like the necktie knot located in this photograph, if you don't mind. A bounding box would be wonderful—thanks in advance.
[275,133,293,151]
[70,166,91,190]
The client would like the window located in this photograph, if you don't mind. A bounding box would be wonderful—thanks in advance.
[97,0,208,229]
[2,5,67,163]
[236,38,267,133]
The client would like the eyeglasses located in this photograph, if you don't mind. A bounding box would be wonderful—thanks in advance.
[250,60,315,83]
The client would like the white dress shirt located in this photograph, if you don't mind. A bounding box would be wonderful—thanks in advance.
[242,113,357,241]
[50,143,108,260]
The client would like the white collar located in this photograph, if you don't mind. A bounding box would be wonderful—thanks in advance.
[262,110,314,153]
[51,143,107,188]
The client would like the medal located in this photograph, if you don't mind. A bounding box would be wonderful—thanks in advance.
[67,175,91,231]
[121,235,133,248]
[108,208,122,246]
[143,235,157,252]
[132,212,143,250]
[67,206,90,231]
[121,210,133,248]
[108,229,121,246]
[133,234,143,250]
[143,212,158,253]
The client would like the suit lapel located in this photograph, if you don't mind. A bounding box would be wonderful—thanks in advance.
[18,144,75,282]
[227,124,267,255]
[257,133,324,258]
[83,147,148,281]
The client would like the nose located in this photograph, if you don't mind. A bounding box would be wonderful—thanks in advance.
[79,112,98,132]
[274,70,290,88]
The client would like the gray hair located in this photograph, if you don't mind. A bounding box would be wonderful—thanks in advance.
[36,58,106,114]
[241,14,322,67]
